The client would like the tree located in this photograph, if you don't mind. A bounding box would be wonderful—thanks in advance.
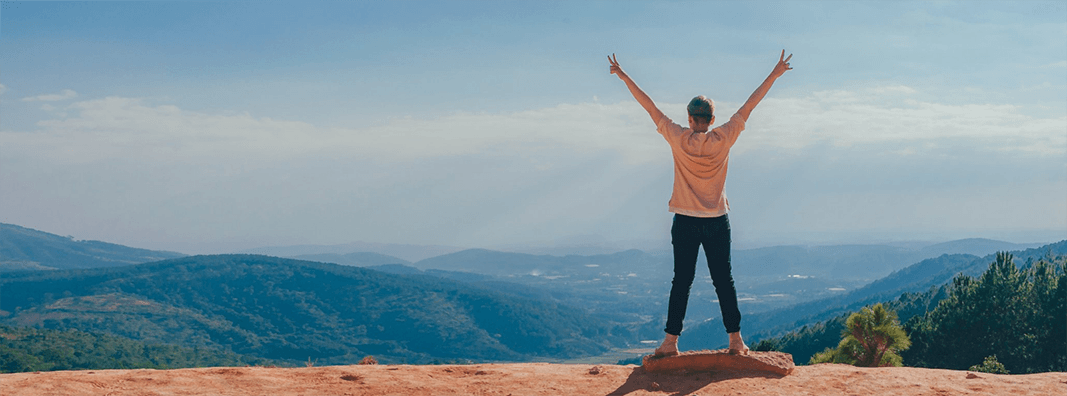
[809,303,910,367]
[903,252,1067,373]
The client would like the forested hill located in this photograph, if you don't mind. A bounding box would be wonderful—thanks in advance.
[755,251,1066,373]
[0,255,621,365]
[681,240,1067,351]
[0,223,184,272]
[0,324,274,373]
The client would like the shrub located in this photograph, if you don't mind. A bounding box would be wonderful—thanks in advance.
[809,303,910,367]
[970,355,1009,374]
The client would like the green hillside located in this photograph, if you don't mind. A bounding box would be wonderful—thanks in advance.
[682,240,1067,351]
[903,252,1066,373]
[753,251,1066,373]
[0,255,621,365]
[0,324,274,373]
[752,285,950,365]
[0,223,184,272]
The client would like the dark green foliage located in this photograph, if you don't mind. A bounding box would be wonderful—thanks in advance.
[758,250,1066,373]
[690,241,1067,353]
[753,285,947,364]
[969,355,1009,374]
[809,304,910,367]
[0,255,619,365]
[684,253,982,351]
[0,324,270,373]
[753,314,848,358]
[0,223,184,272]
[903,252,1067,373]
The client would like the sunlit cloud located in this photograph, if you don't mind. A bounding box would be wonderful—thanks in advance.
[742,85,1066,156]
[20,89,78,102]
[12,97,660,166]
[1044,60,1067,69]
[3,89,1062,249]
[6,87,1065,169]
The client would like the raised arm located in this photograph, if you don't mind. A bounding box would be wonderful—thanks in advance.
[736,50,793,122]
[609,54,665,125]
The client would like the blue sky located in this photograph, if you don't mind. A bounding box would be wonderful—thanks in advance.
[2,1,1065,253]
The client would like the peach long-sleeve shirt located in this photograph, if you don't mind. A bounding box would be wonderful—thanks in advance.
[656,112,746,218]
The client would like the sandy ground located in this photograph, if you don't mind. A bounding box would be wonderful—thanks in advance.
[3,363,1065,396]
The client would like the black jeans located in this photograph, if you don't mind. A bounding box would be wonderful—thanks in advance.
[664,213,741,335]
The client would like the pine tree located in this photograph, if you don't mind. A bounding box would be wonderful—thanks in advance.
[903,252,1067,373]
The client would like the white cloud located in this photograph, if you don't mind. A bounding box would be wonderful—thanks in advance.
[6,87,1064,168]
[1045,60,1067,69]
[20,89,78,102]
[740,86,1066,156]
[19,96,328,164]
[870,85,917,95]
[10,96,663,167]
[2,90,1062,250]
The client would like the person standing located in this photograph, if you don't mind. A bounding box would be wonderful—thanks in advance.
[608,50,793,356]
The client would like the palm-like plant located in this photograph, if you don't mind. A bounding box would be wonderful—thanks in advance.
[838,303,911,367]
[810,303,911,367]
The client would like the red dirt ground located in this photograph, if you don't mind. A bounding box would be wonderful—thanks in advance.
[3,362,1066,396]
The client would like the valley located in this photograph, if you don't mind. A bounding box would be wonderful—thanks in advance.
[0,222,1059,368]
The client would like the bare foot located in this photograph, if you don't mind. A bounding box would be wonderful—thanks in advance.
[728,332,749,355]
[653,333,679,357]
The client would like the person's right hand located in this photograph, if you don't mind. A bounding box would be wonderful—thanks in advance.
[771,50,793,78]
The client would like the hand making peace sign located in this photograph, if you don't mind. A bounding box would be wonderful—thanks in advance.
[608,53,628,80]
[771,50,793,78]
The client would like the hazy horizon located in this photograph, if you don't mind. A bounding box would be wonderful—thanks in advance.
[2,1,1064,255]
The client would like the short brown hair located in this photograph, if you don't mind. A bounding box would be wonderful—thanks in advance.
[687,95,714,124]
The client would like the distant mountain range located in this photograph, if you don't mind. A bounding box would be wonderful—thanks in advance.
[290,251,411,267]
[730,238,1046,281]
[271,237,1046,283]
[292,240,1052,332]
[5,220,1042,285]
[0,223,184,272]
[241,241,463,262]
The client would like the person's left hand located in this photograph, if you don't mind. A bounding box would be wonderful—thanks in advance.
[608,53,627,79]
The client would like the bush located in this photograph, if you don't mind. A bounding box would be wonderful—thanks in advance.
[808,304,910,367]
[358,355,378,365]
[808,347,842,364]
[752,339,781,352]
[970,355,1009,374]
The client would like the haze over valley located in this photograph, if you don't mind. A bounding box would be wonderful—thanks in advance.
[2,222,1060,366]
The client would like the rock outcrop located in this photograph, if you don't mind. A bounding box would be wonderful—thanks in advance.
[642,349,795,376]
